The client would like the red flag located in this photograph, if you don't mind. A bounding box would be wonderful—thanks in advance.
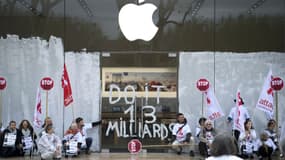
[33,88,42,128]
[62,63,73,107]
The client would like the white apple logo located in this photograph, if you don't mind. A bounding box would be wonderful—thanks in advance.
[118,0,159,41]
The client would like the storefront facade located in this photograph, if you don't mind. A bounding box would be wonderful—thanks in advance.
[0,0,285,152]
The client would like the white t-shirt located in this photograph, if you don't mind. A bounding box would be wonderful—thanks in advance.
[206,155,243,160]
[228,105,250,131]
[78,123,92,147]
[256,138,277,151]
[172,123,191,142]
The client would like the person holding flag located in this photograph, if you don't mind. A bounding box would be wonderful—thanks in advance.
[227,91,251,141]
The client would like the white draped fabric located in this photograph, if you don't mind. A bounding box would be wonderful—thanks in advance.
[0,35,101,151]
[179,52,285,138]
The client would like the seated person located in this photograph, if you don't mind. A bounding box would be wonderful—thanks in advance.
[196,117,207,138]
[75,117,101,154]
[18,119,37,154]
[256,132,277,160]
[171,113,194,156]
[238,119,256,159]
[264,119,278,148]
[38,125,61,160]
[63,123,81,156]
[39,117,53,137]
[198,120,217,157]
[0,120,23,157]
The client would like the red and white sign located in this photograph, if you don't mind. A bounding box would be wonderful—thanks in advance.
[196,78,210,92]
[128,139,142,154]
[0,77,7,90]
[256,70,274,113]
[40,77,54,91]
[271,77,283,91]
[204,87,224,121]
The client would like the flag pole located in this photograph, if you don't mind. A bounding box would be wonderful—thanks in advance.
[46,91,48,117]
[71,103,75,120]
[202,93,204,117]
[275,91,279,138]
[0,91,2,124]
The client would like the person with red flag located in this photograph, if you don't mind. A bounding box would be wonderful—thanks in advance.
[62,64,73,107]
[227,91,251,141]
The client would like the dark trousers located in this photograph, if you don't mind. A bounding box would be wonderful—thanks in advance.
[198,142,209,157]
[233,130,240,142]
[86,137,93,151]
[258,146,273,158]
[0,147,23,157]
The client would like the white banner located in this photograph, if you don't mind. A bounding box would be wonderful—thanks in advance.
[204,87,224,121]
[256,70,274,114]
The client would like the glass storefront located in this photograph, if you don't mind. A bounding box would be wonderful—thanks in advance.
[101,53,177,151]
[0,0,284,152]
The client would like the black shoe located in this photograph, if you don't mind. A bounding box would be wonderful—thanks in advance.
[176,147,182,155]
[189,150,195,157]
[85,150,91,155]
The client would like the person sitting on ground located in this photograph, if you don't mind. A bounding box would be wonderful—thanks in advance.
[18,119,37,154]
[0,120,23,157]
[206,134,242,160]
[198,120,217,157]
[38,124,61,160]
[196,117,207,138]
[238,119,257,159]
[63,122,81,156]
[256,132,276,160]
[39,117,53,137]
[264,119,279,149]
[75,117,101,154]
[171,113,195,156]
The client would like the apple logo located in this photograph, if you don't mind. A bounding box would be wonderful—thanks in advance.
[118,0,159,41]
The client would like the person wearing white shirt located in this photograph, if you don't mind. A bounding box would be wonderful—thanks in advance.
[227,98,250,141]
[256,132,277,160]
[238,119,257,159]
[206,134,242,160]
[63,123,81,156]
[195,117,207,138]
[198,120,217,157]
[38,125,61,160]
[75,117,101,154]
[171,113,194,156]
[264,119,278,148]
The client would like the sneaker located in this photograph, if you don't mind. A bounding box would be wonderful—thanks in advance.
[189,150,195,157]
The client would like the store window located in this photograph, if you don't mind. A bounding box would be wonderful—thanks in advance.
[101,52,178,152]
